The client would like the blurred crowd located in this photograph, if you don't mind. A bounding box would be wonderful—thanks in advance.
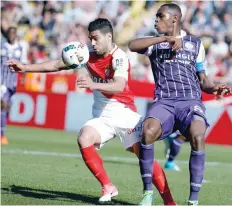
[1,0,232,86]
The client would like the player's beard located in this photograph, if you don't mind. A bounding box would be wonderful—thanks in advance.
[95,51,104,56]
[95,48,107,57]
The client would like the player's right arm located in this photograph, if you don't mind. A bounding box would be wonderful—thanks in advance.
[7,59,69,73]
[128,36,182,54]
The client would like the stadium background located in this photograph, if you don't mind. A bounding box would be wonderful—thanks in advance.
[1,1,232,205]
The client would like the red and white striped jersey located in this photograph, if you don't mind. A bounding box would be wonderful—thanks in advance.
[86,44,136,117]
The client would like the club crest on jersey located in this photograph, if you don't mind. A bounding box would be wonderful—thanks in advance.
[158,42,171,49]
[183,41,196,52]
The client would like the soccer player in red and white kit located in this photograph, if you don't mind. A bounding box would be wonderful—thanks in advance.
[7,18,176,205]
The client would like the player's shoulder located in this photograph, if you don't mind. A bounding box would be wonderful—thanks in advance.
[183,35,201,44]
[182,35,203,53]
[112,46,128,60]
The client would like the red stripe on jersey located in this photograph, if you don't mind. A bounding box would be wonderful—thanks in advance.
[87,51,136,112]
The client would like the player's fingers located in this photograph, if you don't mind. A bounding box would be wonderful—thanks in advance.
[7,59,17,65]
[76,78,85,83]
[8,66,15,72]
[76,80,87,86]
[173,40,181,51]
[78,85,86,89]
[172,43,178,51]
[172,43,180,51]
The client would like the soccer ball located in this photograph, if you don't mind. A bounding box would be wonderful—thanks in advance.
[61,41,89,69]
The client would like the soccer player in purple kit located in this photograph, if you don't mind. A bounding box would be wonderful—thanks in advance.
[1,26,27,144]
[129,3,231,206]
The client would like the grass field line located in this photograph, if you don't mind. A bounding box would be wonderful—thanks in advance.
[2,148,232,167]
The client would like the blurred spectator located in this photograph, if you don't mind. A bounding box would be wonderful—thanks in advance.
[39,10,55,37]
[1,0,231,89]
[25,24,47,46]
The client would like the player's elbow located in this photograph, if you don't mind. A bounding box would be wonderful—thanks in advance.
[112,84,124,93]
[128,41,137,52]
[113,78,126,93]
[117,85,125,93]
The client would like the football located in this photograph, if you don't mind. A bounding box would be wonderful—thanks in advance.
[61,41,89,69]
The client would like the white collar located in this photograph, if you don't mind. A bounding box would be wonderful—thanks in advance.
[110,43,118,54]
[176,30,186,38]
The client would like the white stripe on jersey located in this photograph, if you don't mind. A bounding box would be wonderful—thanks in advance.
[184,65,193,98]
[156,45,162,98]
[161,49,170,97]
[184,36,193,98]
[177,62,186,97]
[170,63,177,97]
[169,48,177,97]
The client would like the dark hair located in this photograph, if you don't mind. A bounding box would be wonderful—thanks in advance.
[7,26,17,33]
[161,3,182,18]
[88,18,113,39]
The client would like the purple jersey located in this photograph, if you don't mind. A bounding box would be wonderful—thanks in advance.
[145,35,204,100]
[1,40,23,91]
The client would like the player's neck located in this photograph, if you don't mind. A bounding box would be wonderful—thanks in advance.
[166,27,181,37]
[7,40,16,45]
[103,43,115,58]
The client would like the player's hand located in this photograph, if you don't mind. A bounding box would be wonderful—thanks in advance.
[6,59,26,73]
[165,36,182,51]
[212,84,231,99]
[76,76,95,90]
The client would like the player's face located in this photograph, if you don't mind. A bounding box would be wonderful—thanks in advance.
[7,28,17,43]
[89,30,111,56]
[155,7,174,34]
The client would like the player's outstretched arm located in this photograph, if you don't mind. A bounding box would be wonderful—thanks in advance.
[128,36,166,52]
[128,36,181,53]
[7,59,68,73]
[198,72,231,98]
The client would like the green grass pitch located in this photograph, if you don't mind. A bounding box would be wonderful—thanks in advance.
[1,126,232,205]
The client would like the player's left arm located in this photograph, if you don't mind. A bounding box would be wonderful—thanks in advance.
[92,76,126,94]
[199,73,231,97]
[76,55,128,94]
[197,42,231,98]
[76,76,126,94]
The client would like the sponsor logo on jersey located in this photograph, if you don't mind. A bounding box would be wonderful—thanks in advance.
[183,41,196,52]
[158,42,171,49]
[92,76,113,83]
[158,51,195,65]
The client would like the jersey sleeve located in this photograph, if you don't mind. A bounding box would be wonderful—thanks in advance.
[136,36,156,56]
[139,45,155,56]
[112,52,129,81]
[196,42,206,73]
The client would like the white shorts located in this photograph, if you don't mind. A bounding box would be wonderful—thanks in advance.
[83,107,143,149]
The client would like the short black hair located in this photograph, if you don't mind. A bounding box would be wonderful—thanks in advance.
[161,3,182,18]
[88,18,113,38]
[7,26,17,33]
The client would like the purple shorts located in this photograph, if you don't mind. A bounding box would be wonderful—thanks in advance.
[145,98,209,140]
